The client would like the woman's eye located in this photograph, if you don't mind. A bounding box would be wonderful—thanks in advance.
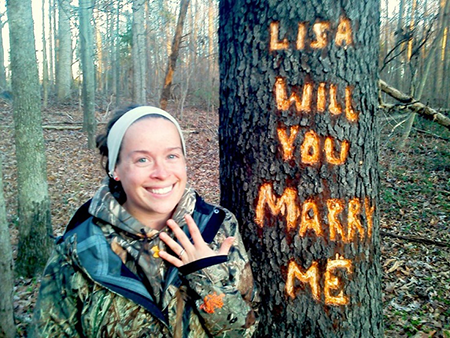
[137,158,148,163]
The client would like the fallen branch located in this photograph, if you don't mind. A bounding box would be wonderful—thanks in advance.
[42,124,199,134]
[379,79,450,131]
[380,230,450,248]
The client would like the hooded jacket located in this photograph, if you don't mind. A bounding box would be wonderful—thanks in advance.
[30,181,258,337]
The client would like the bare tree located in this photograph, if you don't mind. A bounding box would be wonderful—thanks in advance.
[132,0,147,104]
[7,0,53,276]
[0,158,15,338]
[159,0,190,110]
[42,0,49,108]
[56,0,72,101]
[79,0,96,149]
[0,13,7,90]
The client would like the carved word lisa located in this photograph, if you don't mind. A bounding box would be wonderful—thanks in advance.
[270,17,353,51]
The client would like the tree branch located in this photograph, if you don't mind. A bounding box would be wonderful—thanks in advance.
[379,79,450,130]
[380,230,450,248]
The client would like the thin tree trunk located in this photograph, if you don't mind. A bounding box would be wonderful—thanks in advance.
[159,0,190,110]
[42,0,49,109]
[132,0,147,104]
[0,158,15,338]
[79,0,97,149]
[394,0,406,91]
[0,17,7,90]
[114,0,121,106]
[56,0,72,101]
[95,21,104,96]
[7,0,53,277]
[399,0,450,149]
[219,0,383,336]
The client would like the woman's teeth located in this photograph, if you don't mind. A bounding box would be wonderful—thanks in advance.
[150,185,173,194]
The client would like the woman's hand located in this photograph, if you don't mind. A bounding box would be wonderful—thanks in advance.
[158,214,234,267]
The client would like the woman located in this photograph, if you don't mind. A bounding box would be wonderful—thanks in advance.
[30,106,259,337]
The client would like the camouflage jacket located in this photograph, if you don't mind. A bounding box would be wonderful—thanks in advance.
[30,183,258,337]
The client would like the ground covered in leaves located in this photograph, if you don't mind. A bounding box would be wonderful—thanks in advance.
[1,102,449,337]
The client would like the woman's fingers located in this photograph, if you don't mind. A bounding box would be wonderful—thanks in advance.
[159,214,234,266]
[218,236,235,256]
[158,249,182,267]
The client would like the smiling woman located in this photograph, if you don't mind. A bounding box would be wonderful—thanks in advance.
[29,106,260,338]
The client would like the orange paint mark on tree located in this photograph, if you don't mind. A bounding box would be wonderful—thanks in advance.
[345,86,359,122]
[327,199,347,242]
[311,22,331,49]
[317,82,326,112]
[286,260,320,300]
[296,22,307,49]
[365,197,375,240]
[301,130,320,164]
[274,77,313,112]
[324,137,350,165]
[299,200,323,237]
[277,125,300,161]
[335,17,353,47]
[329,84,343,116]
[255,183,299,231]
[269,22,289,51]
[199,292,225,314]
[324,255,353,305]
[348,198,365,241]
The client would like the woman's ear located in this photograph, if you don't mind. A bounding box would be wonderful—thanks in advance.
[110,171,120,181]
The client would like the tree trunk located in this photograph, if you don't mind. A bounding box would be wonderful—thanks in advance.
[56,0,72,102]
[0,17,7,90]
[114,0,121,106]
[49,0,55,89]
[132,0,147,104]
[219,1,383,337]
[159,0,190,110]
[7,0,53,277]
[393,0,406,91]
[79,0,96,149]
[42,0,49,109]
[0,158,15,338]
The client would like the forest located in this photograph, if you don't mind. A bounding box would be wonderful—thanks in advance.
[0,0,449,337]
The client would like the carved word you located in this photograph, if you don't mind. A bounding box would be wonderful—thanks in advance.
[278,127,349,165]
[270,17,353,51]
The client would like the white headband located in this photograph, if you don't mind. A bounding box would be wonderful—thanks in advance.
[107,106,186,177]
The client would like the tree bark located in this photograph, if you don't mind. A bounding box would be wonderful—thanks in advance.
[0,16,7,90]
[159,0,190,110]
[79,0,97,149]
[0,158,15,338]
[219,0,383,336]
[56,0,72,101]
[7,0,53,277]
[42,0,49,109]
[132,0,147,104]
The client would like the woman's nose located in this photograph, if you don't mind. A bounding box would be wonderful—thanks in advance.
[150,160,169,179]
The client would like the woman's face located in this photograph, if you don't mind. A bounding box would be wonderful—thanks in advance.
[114,117,187,228]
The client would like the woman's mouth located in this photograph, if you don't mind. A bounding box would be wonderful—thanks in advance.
[148,185,174,195]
